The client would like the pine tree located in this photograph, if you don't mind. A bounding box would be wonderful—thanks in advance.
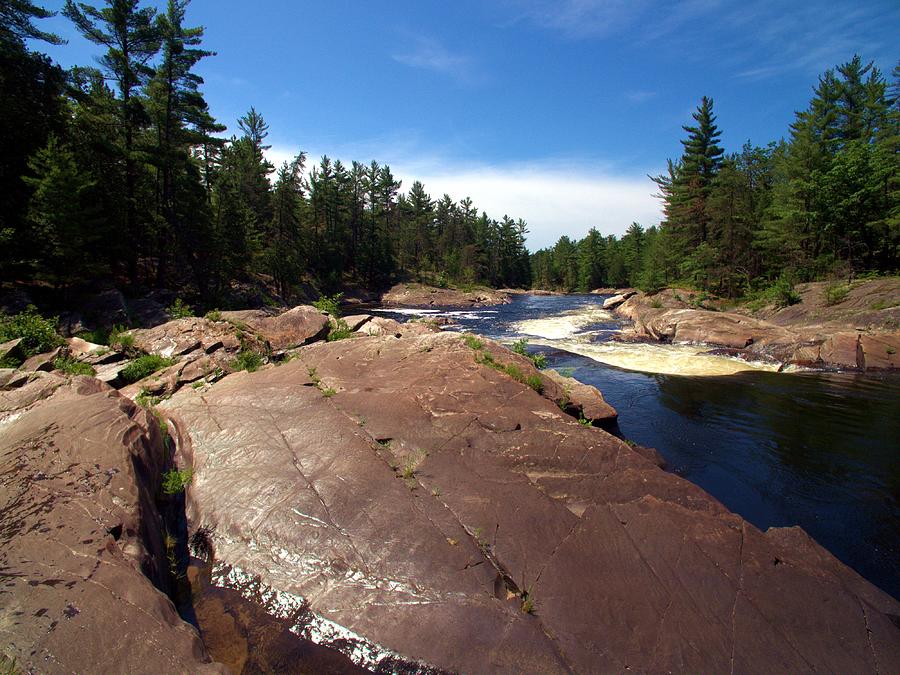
[64,0,161,283]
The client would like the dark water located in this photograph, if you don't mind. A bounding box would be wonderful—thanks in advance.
[375,294,900,600]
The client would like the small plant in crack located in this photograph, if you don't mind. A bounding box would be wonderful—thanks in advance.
[320,386,336,398]
[521,586,536,614]
[578,413,593,427]
[431,486,442,497]
[307,366,320,385]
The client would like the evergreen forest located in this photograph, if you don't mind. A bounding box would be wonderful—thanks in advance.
[2,1,898,304]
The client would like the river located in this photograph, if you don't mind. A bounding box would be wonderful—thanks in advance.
[374,293,900,600]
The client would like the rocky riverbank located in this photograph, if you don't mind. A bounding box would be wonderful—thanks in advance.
[608,278,900,371]
[2,303,899,672]
[381,282,511,307]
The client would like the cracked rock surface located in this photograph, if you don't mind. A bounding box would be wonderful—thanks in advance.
[163,331,900,673]
[0,376,224,673]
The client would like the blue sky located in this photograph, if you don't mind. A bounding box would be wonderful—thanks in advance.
[34,0,900,249]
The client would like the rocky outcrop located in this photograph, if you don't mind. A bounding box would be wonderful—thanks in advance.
[219,306,329,351]
[602,290,637,310]
[382,282,510,307]
[615,286,900,371]
[543,368,618,426]
[161,331,900,673]
[0,375,224,673]
[129,316,247,359]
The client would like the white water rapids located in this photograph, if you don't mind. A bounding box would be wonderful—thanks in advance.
[513,306,781,376]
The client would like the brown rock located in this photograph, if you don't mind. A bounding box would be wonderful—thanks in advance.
[356,315,437,337]
[220,305,329,350]
[543,368,618,426]
[381,282,510,307]
[0,377,225,673]
[341,314,373,331]
[0,337,23,363]
[162,332,900,673]
[65,336,105,358]
[602,291,637,309]
[130,317,251,359]
[859,333,900,370]
[819,332,861,369]
[20,347,61,372]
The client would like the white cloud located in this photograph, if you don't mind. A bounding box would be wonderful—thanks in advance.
[265,143,663,251]
[625,89,657,103]
[392,35,478,84]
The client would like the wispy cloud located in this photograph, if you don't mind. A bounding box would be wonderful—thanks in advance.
[508,0,898,81]
[392,35,479,84]
[625,90,657,104]
[266,140,663,250]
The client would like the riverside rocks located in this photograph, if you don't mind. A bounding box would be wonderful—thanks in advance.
[0,376,224,673]
[161,331,900,673]
[219,306,329,351]
[615,282,900,371]
[382,282,510,307]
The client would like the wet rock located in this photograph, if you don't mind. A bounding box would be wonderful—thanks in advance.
[382,282,510,307]
[162,332,900,673]
[0,378,225,673]
[220,305,329,351]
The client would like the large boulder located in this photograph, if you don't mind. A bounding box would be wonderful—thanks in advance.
[162,332,900,673]
[0,376,224,673]
[381,282,510,307]
[220,305,329,351]
[128,317,247,359]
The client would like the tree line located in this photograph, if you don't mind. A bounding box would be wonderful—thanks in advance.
[1,0,532,304]
[532,56,899,297]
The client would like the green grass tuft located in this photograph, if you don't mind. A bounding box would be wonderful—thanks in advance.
[120,354,175,384]
[53,355,95,376]
[162,468,193,495]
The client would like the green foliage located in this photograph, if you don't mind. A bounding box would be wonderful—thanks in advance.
[109,325,135,352]
[0,305,62,358]
[768,275,802,308]
[53,355,95,376]
[320,386,336,398]
[824,282,851,306]
[313,293,343,317]
[120,355,176,384]
[231,350,262,372]
[167,298,193,319]
[463,334,483,350]
[578,414,593,427]
[870,298,900,310]
[327,318,353,341]
[162,468,193,495]
[135,388,161,407]
[512,337,548,369]
[204,309,222,321]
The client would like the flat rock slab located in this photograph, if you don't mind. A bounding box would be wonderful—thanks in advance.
[0,377,224,673]
[220,305,329,350]
[163,332,900,673]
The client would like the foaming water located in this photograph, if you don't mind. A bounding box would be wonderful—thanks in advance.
[512,306,615,340]
[532,338,779,376]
